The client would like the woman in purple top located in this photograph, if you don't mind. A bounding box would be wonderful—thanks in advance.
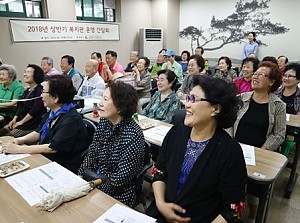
[234,58,259,94]
[0,64,46,137]
[147,76,247,223]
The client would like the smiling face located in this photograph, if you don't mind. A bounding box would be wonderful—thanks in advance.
[41,59,52,74]
[251,66,274,92]
[0,69,13,86]
[137,58,146,72]
[23,67,35,84]
[99,88,120,122]
[277,57,286,70]
[248,33,254,42]
[181,53,188,62]
[282,69,299,88]
[188,58,201,75]
[60,58,72,74]
[242,61,254,80]
[157,73,172,93]
[184,85,217,128]
[105,53,116,67]
[129,53,139,64]
[85,60,98,77]
[218,59,229,72]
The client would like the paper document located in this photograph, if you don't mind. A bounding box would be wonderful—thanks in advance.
[0,153,30,165]
[138,115,147,120]
[286,114,290,121]
[143,125,171,143]
[93,203,156,223]
[241,144,256,166]
[5,162,86,206]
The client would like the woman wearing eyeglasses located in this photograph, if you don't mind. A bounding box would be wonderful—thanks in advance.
[276,63,300,114]
[230,61,286,223]
[0,75,89,174]
[147,75,247,223]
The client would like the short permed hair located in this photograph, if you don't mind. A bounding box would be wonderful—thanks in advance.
[106,81,138,118]
[218,56,232,70]
[192,75,242,129]
[45,74,76,104]
[0,64,17,80]
[189,55,205,73]
[258,61,281,93]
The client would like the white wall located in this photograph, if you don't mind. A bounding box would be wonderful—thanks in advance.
[179,0,300,63]
[0,0,152,80]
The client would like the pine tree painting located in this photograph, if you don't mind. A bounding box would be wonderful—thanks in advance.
[180,0,289,52]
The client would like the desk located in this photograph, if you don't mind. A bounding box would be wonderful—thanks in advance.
[0,154,121,223]
[83,113,172,147]
[284,114,300,198]
[246,148,288,223]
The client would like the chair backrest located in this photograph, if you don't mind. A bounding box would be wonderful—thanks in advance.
[81,118,97,158]
[171,109,186,125]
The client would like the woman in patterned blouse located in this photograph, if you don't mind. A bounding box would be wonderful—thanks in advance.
[214,56,237,82]
[147,75,247,223]
[78,81,145,207]
[142,69,182,123]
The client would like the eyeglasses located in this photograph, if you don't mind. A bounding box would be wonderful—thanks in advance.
[253,72,269,78]
[186,94,210,103]
[283,74,297,79]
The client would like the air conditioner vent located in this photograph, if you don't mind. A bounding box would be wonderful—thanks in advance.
[145,29,162,39]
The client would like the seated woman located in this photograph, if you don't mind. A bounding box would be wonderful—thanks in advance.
[229,61,286,222]
[177,54,205,100]
[0,64,46,137]
[142,69,182,123]
[276,63,300,114]
[214,56,237,82]
[234,57,259,94]
[124,51,139,76]
[178,50,190,74]
[78,81,145,207]
[133,56,151,113]
[0,64,25,127]
[0,75,88,174]
[147,75,247,223]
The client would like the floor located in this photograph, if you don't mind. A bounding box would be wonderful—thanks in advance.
[135,153,300,223]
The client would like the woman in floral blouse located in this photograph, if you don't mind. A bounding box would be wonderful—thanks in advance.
[78,81,145,207]
[214,56,237,82]
[142,69,182,123]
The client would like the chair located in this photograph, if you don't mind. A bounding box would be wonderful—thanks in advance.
[81,118,97,158]
[135,140,153,211]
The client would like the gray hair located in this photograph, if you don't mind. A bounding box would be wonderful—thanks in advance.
[42,56,54,66]
[0,64,17,80]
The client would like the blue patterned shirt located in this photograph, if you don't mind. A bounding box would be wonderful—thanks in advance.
[177,138,209,195]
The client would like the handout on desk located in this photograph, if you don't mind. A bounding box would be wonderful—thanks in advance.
[240,144,256,166]
[5,162,86,206]
[143,125,171,143]
[93,203,156,223]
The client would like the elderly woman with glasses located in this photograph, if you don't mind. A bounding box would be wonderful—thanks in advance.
[0,75,88,174]
[0,64,25,127]
[229,61,286,223]
[276,63,300,114]
[147,75,247,223]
